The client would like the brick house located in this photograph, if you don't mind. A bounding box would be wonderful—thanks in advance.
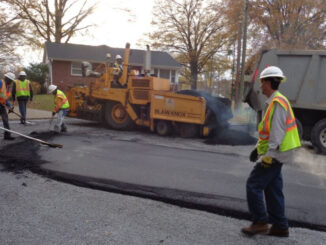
[43,42,182,91]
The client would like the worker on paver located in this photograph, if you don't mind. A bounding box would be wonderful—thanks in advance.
[12,71,33,124]
[112,54,123,86]
[241,66,301,237]
[114,54,123,72]
[48,85,69,133]
[0,72,16,140]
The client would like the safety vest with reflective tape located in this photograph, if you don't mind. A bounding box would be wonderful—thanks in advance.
[15,79,31,97]
[55,89,69,109]
[257,91,301,155]
[0,80,10,105]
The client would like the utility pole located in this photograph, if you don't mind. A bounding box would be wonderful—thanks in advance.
[238,0,249,110]
[235,22,242,108]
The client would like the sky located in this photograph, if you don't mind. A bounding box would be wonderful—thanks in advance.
[23,0,155,65]
[76,0,155,48]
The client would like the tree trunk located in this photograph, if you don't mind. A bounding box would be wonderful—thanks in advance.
[190,62,198,90]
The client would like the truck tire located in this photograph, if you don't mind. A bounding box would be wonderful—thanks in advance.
[296,119,303,140]
[311,119,326,154]
[155,120,172,136]
[103,101,134,130]
[178,123,199,138]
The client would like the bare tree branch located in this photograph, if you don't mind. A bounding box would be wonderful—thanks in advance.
[4,0,96,46]
[149,0,229,89]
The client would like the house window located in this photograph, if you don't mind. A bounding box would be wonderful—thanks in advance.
[171,70,176,84]
[153,68,159,77]
[71,62,82,76]
[160,69,170,79]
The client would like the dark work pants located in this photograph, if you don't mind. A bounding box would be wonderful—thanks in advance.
[18,99,28,122]
[246,161,289,230]
[0,105,11,138]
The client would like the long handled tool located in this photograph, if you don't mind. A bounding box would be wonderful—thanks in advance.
[48,115,55,130]
[0,126,63,148]
[9,110,35,125]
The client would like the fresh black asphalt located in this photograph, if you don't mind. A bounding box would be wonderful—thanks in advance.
[1,120,326,232]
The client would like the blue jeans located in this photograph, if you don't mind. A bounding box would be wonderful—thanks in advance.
[246,161,289,229]
[18,99,28,122]
[54,109,68,132]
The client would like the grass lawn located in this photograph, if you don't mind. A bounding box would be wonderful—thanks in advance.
[27,94,54,111]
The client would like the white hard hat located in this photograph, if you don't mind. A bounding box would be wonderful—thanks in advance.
[4,72,15,81]
[19,71,27,76]
[115,54,122,60]
[259,66,286,81]
[48,84,57,94]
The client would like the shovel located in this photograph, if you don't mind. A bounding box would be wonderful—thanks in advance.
[48,115,55,130]
[9,110,35,125]
[0,126,63,148]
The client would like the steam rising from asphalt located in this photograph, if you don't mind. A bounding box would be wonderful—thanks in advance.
[177,90,232,129]
[292,148,326,177]
[177,91,257,146]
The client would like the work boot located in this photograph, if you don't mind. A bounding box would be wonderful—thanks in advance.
[241,222,269,236]
[4,135,15,140]
[268,225,289,237]
[61,124,67,132]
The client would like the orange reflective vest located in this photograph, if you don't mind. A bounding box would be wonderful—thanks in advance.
[54,89,69,111]
[257,91,301,155]
[0,81,10,105]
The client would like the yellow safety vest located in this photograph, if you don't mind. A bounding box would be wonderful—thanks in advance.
[15,79,31,97]
[55,89,69,109]
[257,91,301,155]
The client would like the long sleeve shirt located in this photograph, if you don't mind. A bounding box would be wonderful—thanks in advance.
[261,91,294,163]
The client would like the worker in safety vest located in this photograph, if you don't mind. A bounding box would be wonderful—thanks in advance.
[114,54,123,71]
[12,71,33,124]
[241,66,301,237]
[48,84,69,133]
[0,72,15,140]
[112,54,123,86]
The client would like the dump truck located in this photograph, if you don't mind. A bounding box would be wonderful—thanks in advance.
[66,43,232,138]
[245,49,326,154]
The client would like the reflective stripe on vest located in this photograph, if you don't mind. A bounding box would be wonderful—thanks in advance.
[15,80,31,97]
[0,81,10,105]
[257,91,301,155]
[55,89,69,109]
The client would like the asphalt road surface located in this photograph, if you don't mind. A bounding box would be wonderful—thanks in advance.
[2,171,326,245]
[1,119,326,233]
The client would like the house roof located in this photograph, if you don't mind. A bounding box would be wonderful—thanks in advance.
[44,42,182,69]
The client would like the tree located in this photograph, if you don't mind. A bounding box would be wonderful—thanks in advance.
[24,63,49,93]
[149,0,229,89]
[201,54,232,91]
[0,4,23,65]
[5,0,96,47]
[250,0,326,49]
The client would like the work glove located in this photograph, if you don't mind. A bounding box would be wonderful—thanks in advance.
[52,111,56,116]
[260,155,273,168]
[249,148,258,162]
[8,106,14,114]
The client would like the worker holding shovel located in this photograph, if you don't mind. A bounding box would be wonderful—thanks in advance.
[0,73,16,140]
[48,85,69,133]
